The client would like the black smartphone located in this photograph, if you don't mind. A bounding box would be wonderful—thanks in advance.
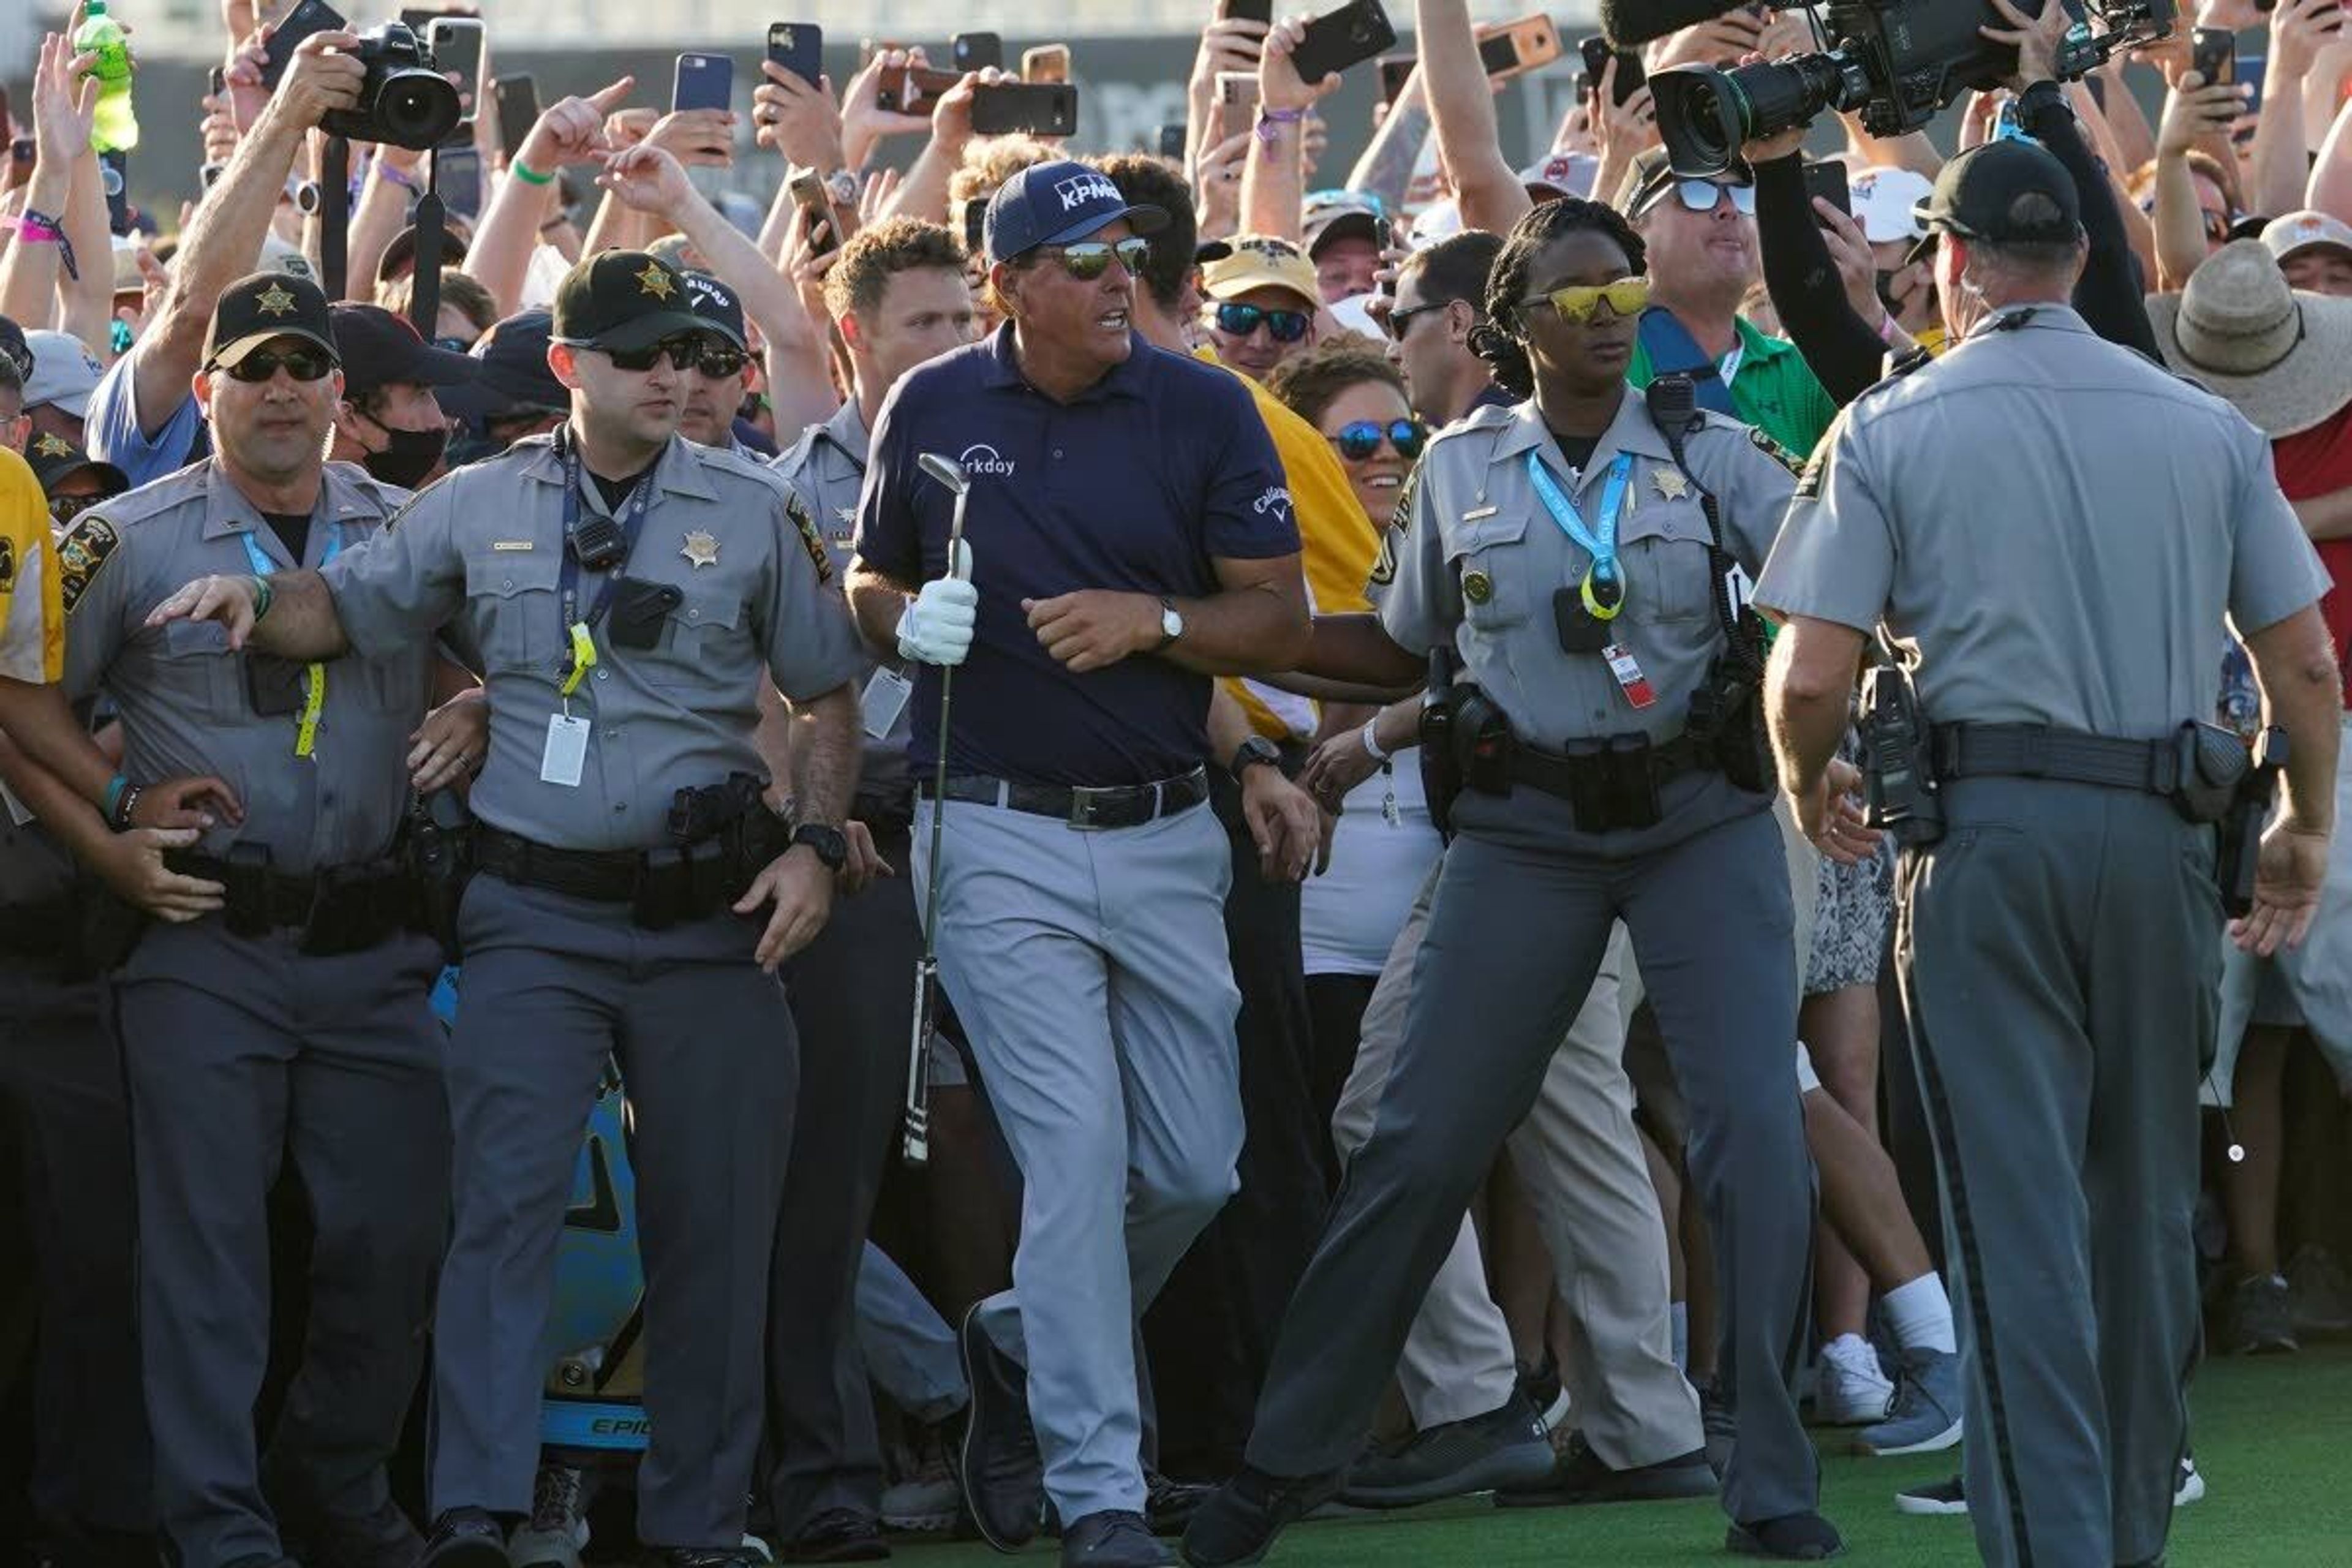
[208,65,227,96]
[2191,25,2235,85]
[1221,0,1275,23]
[100,150,131,236]
[200,159,227,189]
[876,65,963,114]
[494,75,539,158]
[1579,35,1646,107]
[426,17,484,114]
[1156,122,1188,159]
[768,23,824,88]
[1802,159,1850,220]
[953,32,1003,72]
[970,81,1079,137]
[1290,0,1398,86]
[434,143,483,217]
[399,7,438,31]
[962,196,987,255]
[1378,54,1414,104]
[673,51,736,113]
[262,0,348,88]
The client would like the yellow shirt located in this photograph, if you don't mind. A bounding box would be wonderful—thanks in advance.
[0,447,63,685]
[1191,345,1377,741]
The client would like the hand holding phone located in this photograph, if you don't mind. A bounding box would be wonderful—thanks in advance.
[767,23,824,88]
[673,51,736,113]
[2191,26,2236,86]
[1289,0,1399,88]
[1802,159,1851,221]
[971,82,1079,137]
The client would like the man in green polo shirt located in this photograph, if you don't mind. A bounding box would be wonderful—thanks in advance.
[1619,149,1837,462]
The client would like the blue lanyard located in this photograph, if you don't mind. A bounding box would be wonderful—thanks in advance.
[554,433,657,666]
[238,521,342,577]
[1526,450,1634,618]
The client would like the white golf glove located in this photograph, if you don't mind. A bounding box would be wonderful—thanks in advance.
[897,539,978,667]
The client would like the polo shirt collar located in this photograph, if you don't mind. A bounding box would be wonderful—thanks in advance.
[1732,314,1796,367]
[981,320,1155,403]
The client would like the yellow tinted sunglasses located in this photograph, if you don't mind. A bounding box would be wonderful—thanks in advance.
[1521,277,1652,325]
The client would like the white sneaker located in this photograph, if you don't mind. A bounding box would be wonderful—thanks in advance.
[508,1463,591,1568]
[2176,1457,2205,1507]
[1814,1354,1896,1425]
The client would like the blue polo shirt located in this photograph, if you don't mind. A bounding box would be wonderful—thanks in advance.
[856,324,1299,787]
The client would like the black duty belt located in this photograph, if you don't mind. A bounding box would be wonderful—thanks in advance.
[163,850,417,954]
[476,806,791,929]
[1931,723,2180,796]
[476,828,648,902]
[921,767,1211,831]
[1504,732,1711,832]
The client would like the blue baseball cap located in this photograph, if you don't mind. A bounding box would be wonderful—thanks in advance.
[984,160,1169,267]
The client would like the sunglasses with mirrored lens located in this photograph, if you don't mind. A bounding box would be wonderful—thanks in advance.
[1523,277,1652,325]
[1215,301,1311,343]
[599,336,709,373]
[220,346,336,383]
[1044,236,1153,281]
[1332,419,1425,462]
[1670,178,1757,216]
[690,345,751,378]
[47,492,103,523]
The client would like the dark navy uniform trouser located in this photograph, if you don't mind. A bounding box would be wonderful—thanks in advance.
[115,918,450,1568]
[1896,777,2214,1568]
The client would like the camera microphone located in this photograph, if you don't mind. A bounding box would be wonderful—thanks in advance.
[1599,0,1767,48]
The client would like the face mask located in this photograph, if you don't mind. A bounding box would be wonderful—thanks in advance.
[361,421,448,490]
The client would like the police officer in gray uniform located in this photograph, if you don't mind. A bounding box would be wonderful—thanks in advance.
[1184,197,1839,1567]
[148,247,867,1568]
[1757,139,2340,1568]
[0,271,462,1568]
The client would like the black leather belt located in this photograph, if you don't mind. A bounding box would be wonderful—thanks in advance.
[1931,723,2179,796]
[476,827,644,902]
[165,853,412,927]
[1508,733,1707,798]
[921,767,1211,831]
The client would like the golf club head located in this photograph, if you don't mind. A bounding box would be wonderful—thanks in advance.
[918,452,970,495]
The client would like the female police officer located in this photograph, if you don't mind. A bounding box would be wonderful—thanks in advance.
[1183,198,1844,1565]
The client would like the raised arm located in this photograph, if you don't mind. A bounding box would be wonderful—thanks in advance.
[1416,0,1531,235]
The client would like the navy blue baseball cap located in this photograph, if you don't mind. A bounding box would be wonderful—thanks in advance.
[984,160,1169,267]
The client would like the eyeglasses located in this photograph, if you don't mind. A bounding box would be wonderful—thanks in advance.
[1214,301,1311,343]
[689,344,751,379]
[1040,236,1153,281]
[1330,418,1425,462]
[1649,178,1757,217]
[217,345,337,383]
[1384,301,1448,342]
[555,334,709,372]
[47,492,104,523]
[1520,277,1652,325]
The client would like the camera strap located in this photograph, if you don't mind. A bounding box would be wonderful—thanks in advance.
[239,526,344,758]
[320,136,350,302]
[554,428,657,698]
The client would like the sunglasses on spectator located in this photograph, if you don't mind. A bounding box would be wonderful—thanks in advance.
[556,334,710,373]
[1331,418,1426,461]
[1652,179,1757,217]
[216,345,337,383]
[1214,302,1312,342]
[1039,236,1153,281]
[1384,301,1450,341]
[1520,277,1653,325]
[687,344,752,378]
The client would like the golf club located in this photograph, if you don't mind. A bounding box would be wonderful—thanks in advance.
[902,451,971,1166]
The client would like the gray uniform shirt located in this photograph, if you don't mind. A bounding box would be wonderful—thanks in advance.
[1755,306,2330,734]
[324,431,864,853]
[1374,391,1797,749]
[773,400,913,810]
[58,461,428,873]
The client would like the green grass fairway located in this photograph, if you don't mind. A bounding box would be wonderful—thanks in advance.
[888,1344,2352,1565]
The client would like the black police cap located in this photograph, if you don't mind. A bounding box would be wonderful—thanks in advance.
[1917,139,2082,251]
[206,270,339,371]
[551,251,706,354]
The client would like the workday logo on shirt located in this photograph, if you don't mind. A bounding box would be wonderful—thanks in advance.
[959,443,1017,479]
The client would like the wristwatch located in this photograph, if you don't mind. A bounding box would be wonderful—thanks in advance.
[822,168,859,208]
[1230,735,1282,779]
[1156,596,1185,650]
[790,822,849,872]
[2014,78,2071,128]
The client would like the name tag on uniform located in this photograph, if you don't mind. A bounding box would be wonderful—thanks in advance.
[541,712,591,787]
[861,666,913,741]
[1461,505,1499,522]
[1602,643,1657,710]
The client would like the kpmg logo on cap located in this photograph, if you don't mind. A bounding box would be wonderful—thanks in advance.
[1054,173,1122,213]
[959,443,1017,478]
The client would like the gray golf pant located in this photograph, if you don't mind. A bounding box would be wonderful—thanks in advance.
[428,875,797,1549]
[914,795,1243,1524]
[1336,867,1702,1466]
[115,919,448,1568]
[1896,778,2214,1568]
[1248,791,1819,1526]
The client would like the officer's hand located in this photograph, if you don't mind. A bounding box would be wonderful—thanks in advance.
[146,573,260,649]
[1023,590,1160,674]
[1240,763,1321,883]
[1795,758,1880,865]
[1301,725,1382,807]
[898,541,978,666]
[92,826,225,922]
[133,773,245,831]
[839,818,895,895]
[2233,822,2330,957]
[735,843,835,970]
[409,688,488,793]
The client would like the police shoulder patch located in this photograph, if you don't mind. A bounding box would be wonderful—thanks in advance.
[783,489,832,582]
[1748,426,1803,475]
[55,514,121,614]
[1367,527,1398,587]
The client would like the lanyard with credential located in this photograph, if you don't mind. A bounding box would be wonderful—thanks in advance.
[1525,450,1634,621]
[239,526,342,758]
[553,437,656,706]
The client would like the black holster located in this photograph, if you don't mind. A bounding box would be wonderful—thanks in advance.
[219,843,276,940]
[2169,720,2251,826]
[1686,656,1771,795]
[2216,728,2287,918]
[406,788,476,961]
[635,772,786,930]
[1858,660,1946,848]
[1419,650,1464,837]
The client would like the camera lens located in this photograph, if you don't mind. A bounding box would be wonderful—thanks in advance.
[376,69,463,149]
[1653,55,1849,178]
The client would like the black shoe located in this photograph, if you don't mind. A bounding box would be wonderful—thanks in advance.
[1144,1474,1213,1537]
[422,1509,511,1568]
[1698,1380,1736,1482]
[1336,1392,1555,1508]
[1496,1431,1716,1507]
[1062,1511,1170,1567]
[1727,1512,1845,1561]
[2231,1273,2299,1354]
[292,1496,427,1568]
[1179,1466,1343,1568]
[957,1304,1044,1551]
[645,1551,770,1568]
[777,1508,890,1563]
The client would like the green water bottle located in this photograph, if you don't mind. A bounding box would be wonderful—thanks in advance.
[78,0,140,154]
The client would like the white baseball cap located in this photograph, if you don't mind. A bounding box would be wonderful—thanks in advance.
[1849,165,1935,246]
[2262,209,2352,265]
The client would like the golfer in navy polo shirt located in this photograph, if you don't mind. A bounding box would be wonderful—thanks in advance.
[848,160,1310,1568]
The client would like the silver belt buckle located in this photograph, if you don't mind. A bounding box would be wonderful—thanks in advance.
[1067,785,1109,832]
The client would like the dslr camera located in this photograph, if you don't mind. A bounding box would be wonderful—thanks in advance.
[322,22,462,150]
[1652,0,2175,176]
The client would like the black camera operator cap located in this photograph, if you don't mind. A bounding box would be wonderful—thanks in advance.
[437,310,571,426]
[551,251,707,353]
[205,271,339,371]
[682,272,748,351]
[1911,139,2082,264]
[331,304,481,399]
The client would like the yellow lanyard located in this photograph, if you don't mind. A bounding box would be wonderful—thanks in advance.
[242,528,336,758]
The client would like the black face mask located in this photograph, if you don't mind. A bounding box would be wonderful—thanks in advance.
[361,421,447,490]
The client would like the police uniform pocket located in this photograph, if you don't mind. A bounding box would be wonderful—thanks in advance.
[1618,500,1715,624]
[465,552,562,673]
[157,619,241,711]
[641,588,742,686]
[1449,510,1531,629]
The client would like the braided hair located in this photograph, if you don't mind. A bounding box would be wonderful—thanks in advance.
[1466,198,1648,401]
